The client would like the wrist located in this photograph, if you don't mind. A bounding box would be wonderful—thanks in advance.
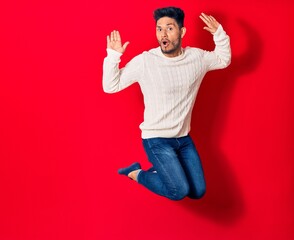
[107,48,123,57]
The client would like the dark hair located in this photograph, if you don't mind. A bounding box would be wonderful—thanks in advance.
[153,7,185,29]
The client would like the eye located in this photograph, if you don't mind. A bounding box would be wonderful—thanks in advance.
[157,28,162,32]
[168,27,173,31]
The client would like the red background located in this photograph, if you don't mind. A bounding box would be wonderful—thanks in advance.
[0,0,293,239]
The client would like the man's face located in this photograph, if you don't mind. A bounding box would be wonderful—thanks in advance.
[156,17,185,57]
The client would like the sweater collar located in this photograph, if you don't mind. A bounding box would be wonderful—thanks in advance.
[156,47,185,61]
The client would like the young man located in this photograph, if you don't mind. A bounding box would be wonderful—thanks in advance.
[103,7,231,200]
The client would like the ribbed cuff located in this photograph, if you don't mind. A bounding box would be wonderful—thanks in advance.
[106,48,123,63]
[213,24,226,40]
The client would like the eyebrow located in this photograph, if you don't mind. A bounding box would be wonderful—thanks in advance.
[156,23,176,27]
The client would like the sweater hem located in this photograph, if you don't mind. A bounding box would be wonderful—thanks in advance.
[141,131,189,139]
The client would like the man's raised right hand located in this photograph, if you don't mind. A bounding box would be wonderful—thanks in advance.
[107,30,129,54]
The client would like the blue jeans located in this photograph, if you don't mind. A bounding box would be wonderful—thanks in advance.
[138,135,206,201]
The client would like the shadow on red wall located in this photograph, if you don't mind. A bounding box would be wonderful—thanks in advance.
[180,18,263,225]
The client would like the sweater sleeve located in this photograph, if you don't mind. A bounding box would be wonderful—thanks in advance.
[203,24,231,71]
[102,48,143,93]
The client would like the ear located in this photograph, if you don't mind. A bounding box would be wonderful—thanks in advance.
[181,27,187,38]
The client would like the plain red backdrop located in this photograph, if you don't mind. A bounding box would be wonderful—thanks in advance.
[0,0,293,239]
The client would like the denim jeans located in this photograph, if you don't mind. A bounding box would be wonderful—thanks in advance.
[138,135,206,201]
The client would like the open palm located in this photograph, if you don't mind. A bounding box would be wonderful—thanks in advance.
[107,30,129,53]
[199,12,220,34]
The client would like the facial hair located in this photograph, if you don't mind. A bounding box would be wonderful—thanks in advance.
[159,35,182,55]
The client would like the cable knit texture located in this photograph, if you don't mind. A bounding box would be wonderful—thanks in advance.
[103,25,231,139]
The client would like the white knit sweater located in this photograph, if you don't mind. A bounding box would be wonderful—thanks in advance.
[103,25,231,139]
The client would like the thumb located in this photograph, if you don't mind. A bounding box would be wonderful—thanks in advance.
[203,27,213,34]
[123,41,130,51]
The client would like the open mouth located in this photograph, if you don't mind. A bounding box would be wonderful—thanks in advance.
[161,39,169,48]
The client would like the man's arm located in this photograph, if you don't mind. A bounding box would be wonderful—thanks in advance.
[199,13,231,70]
[102,31,142,93]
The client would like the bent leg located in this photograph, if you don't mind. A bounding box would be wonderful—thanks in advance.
[138,138,189,201]
[177,136,206,199]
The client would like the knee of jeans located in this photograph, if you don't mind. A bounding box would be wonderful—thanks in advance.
[189,185,206,199]
[168,182,190,201]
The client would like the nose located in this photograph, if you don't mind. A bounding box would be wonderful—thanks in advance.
[161,29,167,38]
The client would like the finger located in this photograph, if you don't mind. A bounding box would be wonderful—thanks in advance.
[203,26,210,31]
[113,31,117,41]
[209,16,218,26]
[110,31,114,41]
[201,13,216,26]
[203,26,212,33]
[116,31,121,42]
[123,41,130,51]
[200,12,208,18]
[107,35,113,48]
[210,15,216,21]
[200,12,210,22]
[114,30,119,41]
[113,30,117,41]
[199,14,210,26]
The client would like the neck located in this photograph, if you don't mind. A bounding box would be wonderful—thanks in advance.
[162,48,183,58]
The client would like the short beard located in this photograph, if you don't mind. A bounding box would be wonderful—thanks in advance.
[160,36,182,55]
